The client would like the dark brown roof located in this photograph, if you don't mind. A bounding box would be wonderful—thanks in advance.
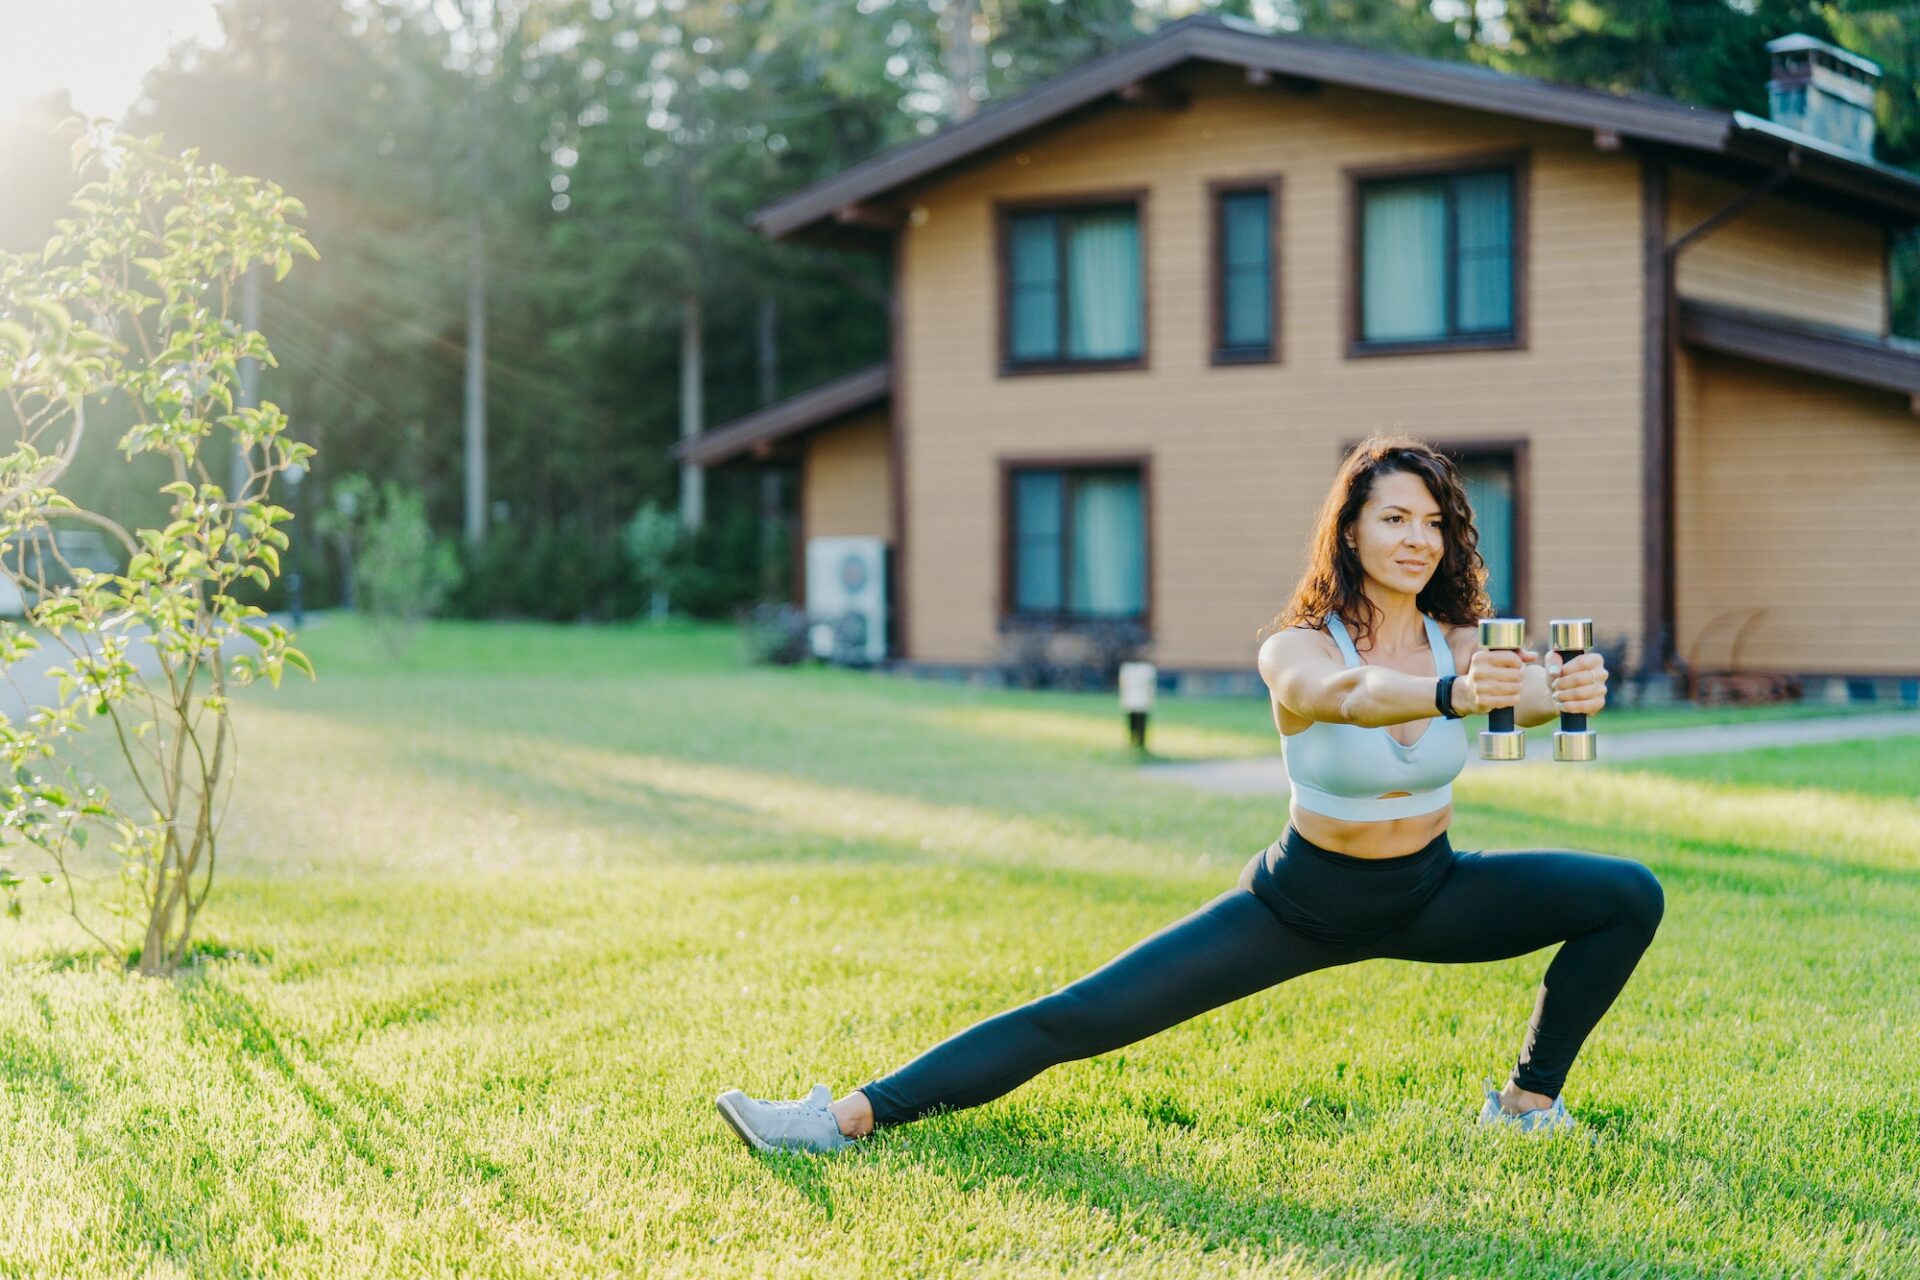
[752,14,1920,244]
[670,363,890,466]
[1679,299,1920,396]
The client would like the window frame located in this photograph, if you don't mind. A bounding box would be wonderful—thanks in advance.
[994,190,1151,376]
[1332,436,1529,622]
[998,454,1154,629]
[1209,176,1284,366]
[1344,149,1529,359]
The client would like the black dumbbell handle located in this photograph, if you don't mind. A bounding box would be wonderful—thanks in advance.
[1555,647,1588,732]
[1487,647,1517,734]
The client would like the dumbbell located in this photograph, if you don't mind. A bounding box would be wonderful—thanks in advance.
[1476,618,1528,761]
[1549,618,1598,762]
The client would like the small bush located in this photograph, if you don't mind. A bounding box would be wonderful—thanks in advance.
[995,617,1151,691]
[740,601,812,666]
[354,481,464,657]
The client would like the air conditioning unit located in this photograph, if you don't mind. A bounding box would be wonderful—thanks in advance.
[805,536,889,665]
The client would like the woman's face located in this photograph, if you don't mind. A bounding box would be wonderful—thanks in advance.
[1345,469,1444,598]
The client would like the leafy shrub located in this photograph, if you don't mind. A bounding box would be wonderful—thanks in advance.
[995,617,1151,691]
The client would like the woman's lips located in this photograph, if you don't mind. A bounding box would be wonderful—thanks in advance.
[1397,560,1426,570]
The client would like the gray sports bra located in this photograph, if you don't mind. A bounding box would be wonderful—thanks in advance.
[1280,613,1470,822]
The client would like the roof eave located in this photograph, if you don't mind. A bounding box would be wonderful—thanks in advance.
[748,18,1920,243]
[671,363,892,467]
[1679,299,1920,397]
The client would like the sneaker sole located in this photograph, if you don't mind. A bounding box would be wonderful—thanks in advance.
[715,1089,776,1153]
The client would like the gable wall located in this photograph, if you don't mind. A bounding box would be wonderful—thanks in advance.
[802,409,893,540]
[1674,350,1920,675]
[1670,167,1887,333]
[896,65,1647,670]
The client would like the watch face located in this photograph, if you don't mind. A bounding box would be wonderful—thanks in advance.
[838,553,869,593]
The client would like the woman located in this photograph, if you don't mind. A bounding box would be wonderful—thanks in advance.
[716,435,1664,1153]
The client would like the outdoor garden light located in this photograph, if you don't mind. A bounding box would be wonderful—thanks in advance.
[1119,660,1156,751]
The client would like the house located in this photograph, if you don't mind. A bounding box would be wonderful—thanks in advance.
[674,17,1920,697]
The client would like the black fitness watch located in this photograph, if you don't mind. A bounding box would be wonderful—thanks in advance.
[1436,675,1465,719]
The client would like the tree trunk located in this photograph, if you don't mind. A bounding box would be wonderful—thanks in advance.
[945,0,982,121]
[463,26,489,548]
[679,290,705,531]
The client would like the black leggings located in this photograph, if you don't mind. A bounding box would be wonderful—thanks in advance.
[858,825,1664,1128]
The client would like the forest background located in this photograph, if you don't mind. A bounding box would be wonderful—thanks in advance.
[4,0,1914,624]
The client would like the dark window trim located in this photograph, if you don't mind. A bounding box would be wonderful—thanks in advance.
[997,453,1154,630]
[1334,435,1529,624]
[1208,176,1284,366]
[1343,149,1530,359]
[994,189,1151,377]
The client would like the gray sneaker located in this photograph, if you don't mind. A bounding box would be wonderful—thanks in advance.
[1475,1077,1579,1134]
[715,1083,855,1154]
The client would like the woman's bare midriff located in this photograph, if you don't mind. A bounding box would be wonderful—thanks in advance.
[1287,799,1451,860]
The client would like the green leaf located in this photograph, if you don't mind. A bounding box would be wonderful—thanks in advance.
[0,321,30,357]
[23,298,71,335]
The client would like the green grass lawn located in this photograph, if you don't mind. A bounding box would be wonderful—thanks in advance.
[1,616,1914,1277]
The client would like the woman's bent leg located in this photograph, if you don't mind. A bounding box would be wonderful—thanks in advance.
[859,889,1353,1128]
[1375,849,1664,1098]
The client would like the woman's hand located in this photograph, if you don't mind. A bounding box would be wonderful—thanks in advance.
[1455,646,1524,716]
[1546,651,1608,716]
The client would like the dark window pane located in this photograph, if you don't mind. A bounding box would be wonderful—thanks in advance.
[1008,214,1060,361]
[1220,191,1271,350]
[1013,470,1064,610]
[1452,171,1513,334]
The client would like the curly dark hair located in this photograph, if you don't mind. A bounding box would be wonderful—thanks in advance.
[1258,434,1493,649]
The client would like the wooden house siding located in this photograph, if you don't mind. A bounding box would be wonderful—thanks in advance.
[896,67,1647,669]
[1673,348,1920,675]
[1670,168,1887,333]
[801,409,894,540]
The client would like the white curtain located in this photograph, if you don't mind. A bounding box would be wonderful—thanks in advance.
[1068,472,1144,616]
[1361,181,1446,342]
[1065,210,1142,360]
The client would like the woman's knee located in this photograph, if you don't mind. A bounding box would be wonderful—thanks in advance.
[1610,859,1665,937]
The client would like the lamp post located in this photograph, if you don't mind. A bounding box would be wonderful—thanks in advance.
[1119,661,1156,752]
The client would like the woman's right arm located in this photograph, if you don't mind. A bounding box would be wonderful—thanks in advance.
[1259,628,1518,728]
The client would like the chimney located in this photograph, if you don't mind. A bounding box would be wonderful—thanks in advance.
[1766,34,1881,156]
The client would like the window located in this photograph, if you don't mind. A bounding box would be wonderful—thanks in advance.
[1449,446,1527,619]
[1211,180,1280,364]
[1351,157,1524,354]
[1001,198,1145,371]
[1004,462,1148,621]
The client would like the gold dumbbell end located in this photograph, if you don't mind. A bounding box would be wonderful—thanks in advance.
[1478,730,1528,761]
[1548,619,1594,651]
[1477,618,1527,649]
[1553,731,1598,763]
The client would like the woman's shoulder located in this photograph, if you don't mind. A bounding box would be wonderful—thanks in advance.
[1257,622,1337,678]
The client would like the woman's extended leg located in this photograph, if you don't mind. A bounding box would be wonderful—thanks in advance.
[1373,849,1664,1100]
[856,888,1356,1130]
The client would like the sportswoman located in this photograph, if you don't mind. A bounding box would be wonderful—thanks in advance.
[716,434,1664,1152]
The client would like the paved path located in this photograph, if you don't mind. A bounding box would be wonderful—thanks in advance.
[0,610,313,726]
[1138,711,1920,797]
